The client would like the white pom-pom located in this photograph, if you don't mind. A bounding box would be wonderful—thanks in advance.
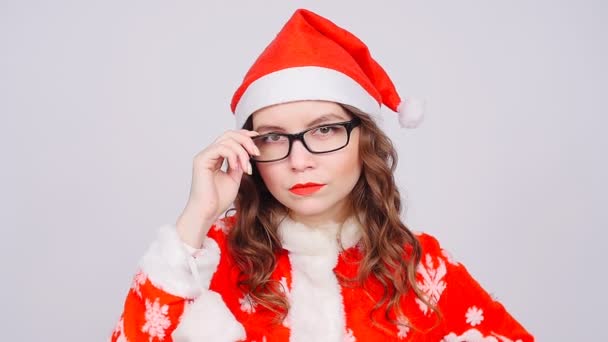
[397,97,426,128]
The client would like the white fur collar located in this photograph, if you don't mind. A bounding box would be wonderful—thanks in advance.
[277,215,363,256]
[277,215,363,342]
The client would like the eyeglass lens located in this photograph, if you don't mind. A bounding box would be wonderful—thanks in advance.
[252,124,350,162]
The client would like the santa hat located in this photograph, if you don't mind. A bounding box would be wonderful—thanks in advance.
[230,8,425,129]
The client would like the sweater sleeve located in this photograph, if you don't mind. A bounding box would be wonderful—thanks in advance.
[110,220,246,342]
[416,233,534,342]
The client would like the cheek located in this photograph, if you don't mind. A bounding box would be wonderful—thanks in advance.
[339,154,362,180]
[256,164,281,191]
[337,138,362,176]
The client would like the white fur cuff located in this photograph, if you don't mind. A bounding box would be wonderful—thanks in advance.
[139,224,221,298]
[172,290,247,341]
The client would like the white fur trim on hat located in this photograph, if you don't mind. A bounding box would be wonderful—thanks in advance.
[234,66,381,128]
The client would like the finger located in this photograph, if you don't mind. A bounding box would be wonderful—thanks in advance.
[218,139,252,174]
[238,129,260,136]
[226,158,245,183]
[219,129,259,141]
[208,144,241,174]
[217,130,260,155]
[216,132,261,157]
[213,139,250,173]
[238,131,262,156]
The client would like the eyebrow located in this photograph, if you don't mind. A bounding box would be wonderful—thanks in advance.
[254,113,349,133]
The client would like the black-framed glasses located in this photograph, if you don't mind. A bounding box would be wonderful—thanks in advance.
[251,117,361,162]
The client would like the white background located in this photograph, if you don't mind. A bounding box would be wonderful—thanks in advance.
[2,1,606,340]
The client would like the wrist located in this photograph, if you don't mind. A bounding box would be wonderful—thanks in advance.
[176,205,216,249]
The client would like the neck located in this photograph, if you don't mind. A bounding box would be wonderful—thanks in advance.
[287,202,352,228]
[278,213,363,256]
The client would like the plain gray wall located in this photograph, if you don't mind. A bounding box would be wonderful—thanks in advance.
[2,0,606,340]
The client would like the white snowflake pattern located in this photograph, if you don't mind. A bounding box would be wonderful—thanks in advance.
[415,254,447,315]
[131,270,147,297]
[112,316,129,342]
[344,328,356,342]
[113,317,122,335]
[396,315,410,339]
[116,331,128,342]
[239,293,257,314]
[141,298,171,340]
[466,306,484,326]
[441,249,459,265]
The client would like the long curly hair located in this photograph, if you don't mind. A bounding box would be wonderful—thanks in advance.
[226,104,440,331]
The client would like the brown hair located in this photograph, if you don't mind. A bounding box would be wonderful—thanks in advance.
[226,104,440,332]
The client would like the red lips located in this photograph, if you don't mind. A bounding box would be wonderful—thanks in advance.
[289,182,326,195]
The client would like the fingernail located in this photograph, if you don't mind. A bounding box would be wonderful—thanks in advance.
[247,162,252,175]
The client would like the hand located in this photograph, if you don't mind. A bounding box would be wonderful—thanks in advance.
[176,129,260,248]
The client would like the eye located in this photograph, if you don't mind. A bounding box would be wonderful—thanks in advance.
[261,133,288,143]
[311,125,338,136]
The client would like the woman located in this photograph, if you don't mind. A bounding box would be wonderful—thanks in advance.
[111,8,533,342]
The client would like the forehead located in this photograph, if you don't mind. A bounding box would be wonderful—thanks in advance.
[251,100,350,130]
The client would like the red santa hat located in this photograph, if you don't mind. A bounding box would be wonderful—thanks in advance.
[230,8,425,129]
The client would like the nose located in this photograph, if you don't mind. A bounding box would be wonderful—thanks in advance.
[287,139,315,171]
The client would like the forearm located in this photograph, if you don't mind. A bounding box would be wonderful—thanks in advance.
[175,202,216,249]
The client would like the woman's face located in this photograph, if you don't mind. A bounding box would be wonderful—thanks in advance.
[252,100,362,225]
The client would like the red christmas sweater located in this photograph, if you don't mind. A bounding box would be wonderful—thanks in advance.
[111,215,533,341]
